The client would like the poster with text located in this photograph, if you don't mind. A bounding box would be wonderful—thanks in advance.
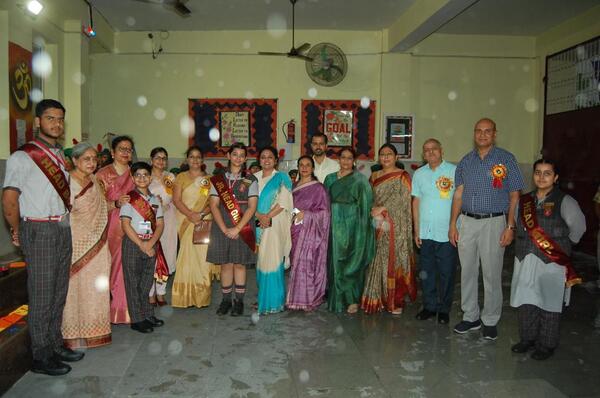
[323,110,353,146]
[220,111,250,147]
[8,42,34,152]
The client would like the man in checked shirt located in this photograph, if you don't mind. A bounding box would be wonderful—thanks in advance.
[449,118,525,340]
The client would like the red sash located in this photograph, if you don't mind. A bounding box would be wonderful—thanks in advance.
[128,190,169,283]
[520,194,581,287]
[21,140,71,211]
[211,173,256,252]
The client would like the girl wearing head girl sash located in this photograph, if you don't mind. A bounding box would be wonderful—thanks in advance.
[510,159,586,360]
[207,143,258,317]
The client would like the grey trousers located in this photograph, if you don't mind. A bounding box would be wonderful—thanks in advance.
[19,219,72,361]
[457,214,505,326]
[122,236,155,323]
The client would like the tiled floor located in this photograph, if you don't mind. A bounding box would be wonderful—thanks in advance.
[5,249,600,398]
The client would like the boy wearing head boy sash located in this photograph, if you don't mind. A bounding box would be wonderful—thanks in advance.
[2,99,84,376]
[120,162,167,334]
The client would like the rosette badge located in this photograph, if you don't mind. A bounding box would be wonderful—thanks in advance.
[491,164,507,188]
[436,176,453,198]
[199,177,210,196]
[163,175,174,196]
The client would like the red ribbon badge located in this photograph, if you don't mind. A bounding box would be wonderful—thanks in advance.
[491,164,507,189]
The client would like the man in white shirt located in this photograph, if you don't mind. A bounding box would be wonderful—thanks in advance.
[311,133,340,183]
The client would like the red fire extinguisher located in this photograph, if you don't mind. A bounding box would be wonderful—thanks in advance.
[284,119,295,143]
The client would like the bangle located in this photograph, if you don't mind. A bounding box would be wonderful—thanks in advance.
[506,225,516,230]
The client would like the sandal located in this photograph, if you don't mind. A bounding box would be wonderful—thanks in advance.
[347,304,359,314]
[157,295,168,306]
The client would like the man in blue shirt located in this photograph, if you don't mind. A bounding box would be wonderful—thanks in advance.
[412,138,457,325]
[449,118,524,340]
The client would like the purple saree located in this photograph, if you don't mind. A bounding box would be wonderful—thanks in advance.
[286,180,330,311]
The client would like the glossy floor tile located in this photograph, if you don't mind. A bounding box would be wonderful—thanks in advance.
[4,249,600,397]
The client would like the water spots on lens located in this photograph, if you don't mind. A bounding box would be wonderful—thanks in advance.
[153,108,167,120]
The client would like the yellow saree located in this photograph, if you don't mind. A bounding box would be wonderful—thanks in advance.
[171,172,220,308]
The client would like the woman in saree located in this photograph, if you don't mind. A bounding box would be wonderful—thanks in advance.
[96,135,135,324]
[286,155,330,311]
[62,142,112,348]
[254,146,293,314]
[148,147,177,306]
[361,144,417,315]
[324,147,374,314]
[171,146,219,308]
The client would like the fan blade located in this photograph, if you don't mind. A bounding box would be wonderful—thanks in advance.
[132,0,163,4]
[296,43,311,53]
[173,0,191,16]
[292,54,314,62]
[330,64,344,75]
[258,51,289,56]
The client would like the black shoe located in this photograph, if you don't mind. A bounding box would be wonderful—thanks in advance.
[438,313,450,324]
[482,324,498,340]
[131,321,154,333]
[416,309,437,321]
[54,346,85,362]
[531,346,554,360]
[231,299,244,317]
[31,357,71,376]
[146,316,165,327]
[216,299,233,315]
[453,319,482,334]
[511,340,535,353]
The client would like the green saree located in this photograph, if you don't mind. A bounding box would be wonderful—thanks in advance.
[324,171,375,313]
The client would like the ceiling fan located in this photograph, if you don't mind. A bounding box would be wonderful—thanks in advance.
[258,0,312,62]
[132,0,191,17]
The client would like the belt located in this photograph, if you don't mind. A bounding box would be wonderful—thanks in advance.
[22,215,65,222]
[461,211,504,220]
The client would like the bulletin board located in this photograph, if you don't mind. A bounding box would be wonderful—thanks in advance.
[189,98,277,158]
[300,99,376,160]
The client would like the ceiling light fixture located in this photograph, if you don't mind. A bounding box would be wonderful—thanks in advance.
[82,0,96,38]
[26,0,44,15]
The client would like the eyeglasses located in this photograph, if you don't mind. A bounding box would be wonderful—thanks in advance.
[117,147,133,154]
[474,129,495,136]
[153,156,167,161]
[133,173,150,179]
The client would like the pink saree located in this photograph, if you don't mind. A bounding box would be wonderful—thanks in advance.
[96,164,135,324]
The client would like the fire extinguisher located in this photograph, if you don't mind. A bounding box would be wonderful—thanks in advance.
[283,119,295,143]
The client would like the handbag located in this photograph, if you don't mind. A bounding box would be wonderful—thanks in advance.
[193,220,212,244]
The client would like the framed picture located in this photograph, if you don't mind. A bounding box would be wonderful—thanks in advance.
[219,110,250,147]
[385,115,414,159]
[301,99,376,160]
[189,98,277,158]
[323,109,353,146]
